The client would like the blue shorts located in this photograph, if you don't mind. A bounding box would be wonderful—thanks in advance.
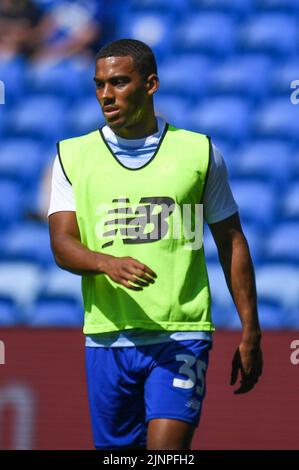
[85,339,212,450]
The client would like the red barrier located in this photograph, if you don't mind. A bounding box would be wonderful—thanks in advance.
[0,329,298,449]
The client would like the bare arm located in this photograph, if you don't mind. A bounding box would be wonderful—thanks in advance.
[48,211,156,290]
[209,212,263,393]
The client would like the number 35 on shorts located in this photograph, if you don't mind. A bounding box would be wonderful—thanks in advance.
[173,354,207,396]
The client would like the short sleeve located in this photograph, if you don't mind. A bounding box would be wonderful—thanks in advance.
[48,155,76,216]
[202,142,238,224]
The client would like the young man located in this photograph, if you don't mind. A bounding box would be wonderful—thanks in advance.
[48,39,263,450]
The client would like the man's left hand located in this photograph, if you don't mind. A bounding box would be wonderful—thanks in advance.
[230,340,263,394]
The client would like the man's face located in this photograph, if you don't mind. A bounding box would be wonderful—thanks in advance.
[94,55,150,130]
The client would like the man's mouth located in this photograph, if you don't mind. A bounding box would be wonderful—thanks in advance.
[103,107,120,118]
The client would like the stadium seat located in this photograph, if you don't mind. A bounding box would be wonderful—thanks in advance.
[206,262,232,307]
[175,13,236,55]
[233,139,292,184]
[254,98,299,140]
[0,56,25,105]
[28,297,83,326]
[282,183,299,219]
[154,95,191,129]
[8,95,67,140]
[239,14,297,55]
[2,223,54,266]
[158,54,212,98]
[0,262,42,311]
[203,228,218,262]
[257,301,288,329]
[42,267,83,304]
[189,97,251,141]
[67,96,105,135]
[191,0,252,16]
[271,60,299,95]
[210,54,272,98]
[230,180,276,227]
[256,0,299,12]
[130,0,186,13]
[25,59,84,101]
[256,264,299,309]
[0,139,44,184]
[0,179,24,228]
[265,222,299,263]
[286,308,299,329]
[210,301,240,329]
[118,12,174,59]
[0,296,21,326]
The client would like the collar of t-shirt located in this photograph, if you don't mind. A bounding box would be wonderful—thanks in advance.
[101,116,166,169]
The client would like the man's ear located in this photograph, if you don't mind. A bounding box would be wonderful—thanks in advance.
[146,74,159,96]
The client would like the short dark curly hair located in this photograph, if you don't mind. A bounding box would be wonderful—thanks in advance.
[95,38,157,81]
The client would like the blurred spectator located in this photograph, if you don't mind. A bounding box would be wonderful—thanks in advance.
[0,0,48,58]
[31,0,102,61]
[0,0,103,61]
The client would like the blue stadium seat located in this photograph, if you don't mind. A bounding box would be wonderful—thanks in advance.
[130,0,186,13]
[257,301,288,329]
[25,59,84,101]
[154,95,190,129]
[211,301,240,329]
[9,95,67,140]
[67,96,104,135]
[286,308,299,329]
[256,0,299,12]
[118,12,174,59]
[191,0,252,16]
[158,55,212,98]
[175,13,236,55]
[271,61,299,95]
[241,223,264,265]
[282,183,299,219]
[0,296,21,326]
[230,180,276,227]
[256,264,299,309]
[210,55,272,98]
[254,98,299,140]
[265,223,299,263]
[189,97,250,141]
[2,223,54,266]
[0,57,25,105]
[0,262,42,311]
[203,228,218,262]
[28,297,83,326]
[42,267,83,304]
[233,139,292,184]
[239,14,297,55]
[206,262,232,307]
[0,179,24,227]
[0,139,44,184]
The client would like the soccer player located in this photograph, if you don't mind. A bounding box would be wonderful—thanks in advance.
[48,39,263,450]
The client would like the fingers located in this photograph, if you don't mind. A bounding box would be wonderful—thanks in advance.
[230,349,241,386]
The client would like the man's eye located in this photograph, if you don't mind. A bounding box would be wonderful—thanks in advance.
[96,82,104,88]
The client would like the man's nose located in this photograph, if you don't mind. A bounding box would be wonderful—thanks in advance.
[102,83,114,100]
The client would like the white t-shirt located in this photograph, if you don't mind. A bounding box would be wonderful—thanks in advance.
[48,118,238,347]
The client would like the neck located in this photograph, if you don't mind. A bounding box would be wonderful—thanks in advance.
[111,112,158,140]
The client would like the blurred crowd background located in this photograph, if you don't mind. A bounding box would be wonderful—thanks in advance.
[1,0,299,330]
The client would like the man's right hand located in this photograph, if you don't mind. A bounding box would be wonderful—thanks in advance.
[103,255,157,291]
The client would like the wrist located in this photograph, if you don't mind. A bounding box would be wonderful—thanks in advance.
[95,252,115,274]
[241,328,262,345]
